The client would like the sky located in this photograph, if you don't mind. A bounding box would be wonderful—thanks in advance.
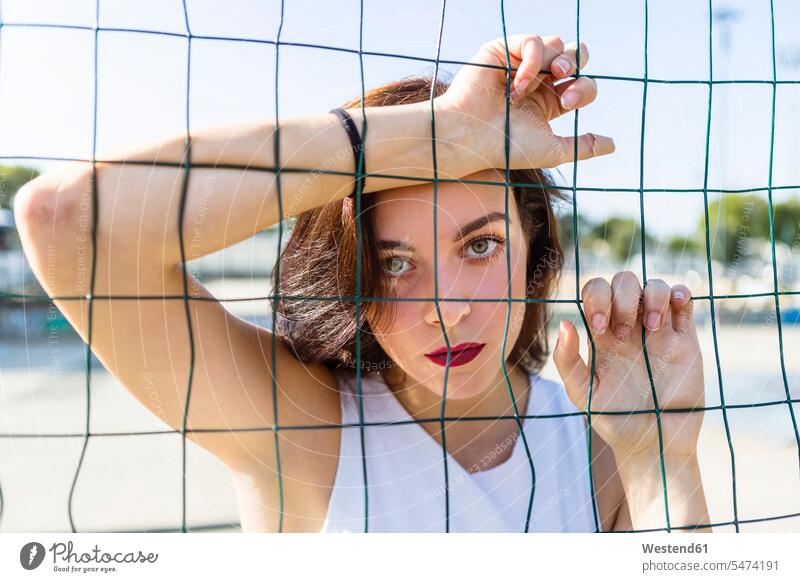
[1,0,800,238]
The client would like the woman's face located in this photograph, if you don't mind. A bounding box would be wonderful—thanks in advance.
[368,168,529,400]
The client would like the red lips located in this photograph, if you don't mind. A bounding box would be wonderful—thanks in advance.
[424,342,486,367]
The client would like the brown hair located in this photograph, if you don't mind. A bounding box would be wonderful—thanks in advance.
[271,75,566,376]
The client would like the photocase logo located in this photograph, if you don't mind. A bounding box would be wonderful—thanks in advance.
[15,540,158,575]
[20,542,46,570]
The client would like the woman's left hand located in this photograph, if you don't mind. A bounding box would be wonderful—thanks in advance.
[553,272,705,465]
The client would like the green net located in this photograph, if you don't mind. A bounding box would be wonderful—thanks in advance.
[0,0,799,534]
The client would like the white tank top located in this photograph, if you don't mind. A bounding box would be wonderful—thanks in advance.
[321,369,599,533]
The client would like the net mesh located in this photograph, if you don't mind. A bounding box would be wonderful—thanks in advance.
[0,0,799,533]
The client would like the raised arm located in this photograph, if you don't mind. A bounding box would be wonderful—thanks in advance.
[16,101,485,272]
[12,34,611,491]
[17,34,610,269]
[16,31,613,276]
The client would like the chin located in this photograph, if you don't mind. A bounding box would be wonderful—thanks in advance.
[423,365,495,400]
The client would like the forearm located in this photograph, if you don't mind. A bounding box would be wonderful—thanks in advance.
[614,453,711,533]
[79,98,481,267]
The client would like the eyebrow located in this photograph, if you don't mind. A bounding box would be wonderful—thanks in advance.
[453,211,509,242]
[378,239,415,252]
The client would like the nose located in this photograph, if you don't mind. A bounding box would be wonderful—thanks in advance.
[423,274,472,330]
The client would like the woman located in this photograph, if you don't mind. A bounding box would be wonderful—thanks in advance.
[14,34,708,533]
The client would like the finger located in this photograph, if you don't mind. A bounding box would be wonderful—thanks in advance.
[508,35,544,103]
[552,41,590,78]
[524,36,567,97]
[581,277,612,335]
[538,35,565,78]
[552,133,615,165]
[554,76,598,112]
[509,35,570,101]
[553,319,592,410]
[670,284,696,334]
[610,271,643,341]
[642,278,672,332]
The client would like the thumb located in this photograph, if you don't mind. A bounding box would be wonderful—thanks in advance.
[553,319,592,411]
[553,132,615,165]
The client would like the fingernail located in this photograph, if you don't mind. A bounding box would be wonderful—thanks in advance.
[645,311,661,331]
[615,324,631,340]
[514,78,530,101]
[591,313,606,334]
[561,91,579,109]
[554,57,570,75]
[672,290,685,302]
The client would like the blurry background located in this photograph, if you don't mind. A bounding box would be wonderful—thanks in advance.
[0,0,799,532]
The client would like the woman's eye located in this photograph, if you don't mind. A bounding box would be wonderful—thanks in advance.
[385,257,411,276]
[465,238,498,258]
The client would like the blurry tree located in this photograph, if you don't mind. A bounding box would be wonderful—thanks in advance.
[0,165,41,250]
[773,197,800,248]
[556,211,592,251]
[666,235,701,256]
[589,217,654,263]
[700,194,769,266]
[0,165,40,210]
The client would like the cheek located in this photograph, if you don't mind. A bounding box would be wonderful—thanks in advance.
[501,244,529,348]
[370,303,423,362]
[475,238,528,298]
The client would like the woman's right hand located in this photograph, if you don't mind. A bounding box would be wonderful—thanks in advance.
[438,34,615,170]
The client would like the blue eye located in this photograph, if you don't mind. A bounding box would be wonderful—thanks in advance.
[385,257,412,276]
[465,237,498,258]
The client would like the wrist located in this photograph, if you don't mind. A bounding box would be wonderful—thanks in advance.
[615,452,710,532]
[431,95,491,176]
[617,451,701,492]
[347,99,489,193]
